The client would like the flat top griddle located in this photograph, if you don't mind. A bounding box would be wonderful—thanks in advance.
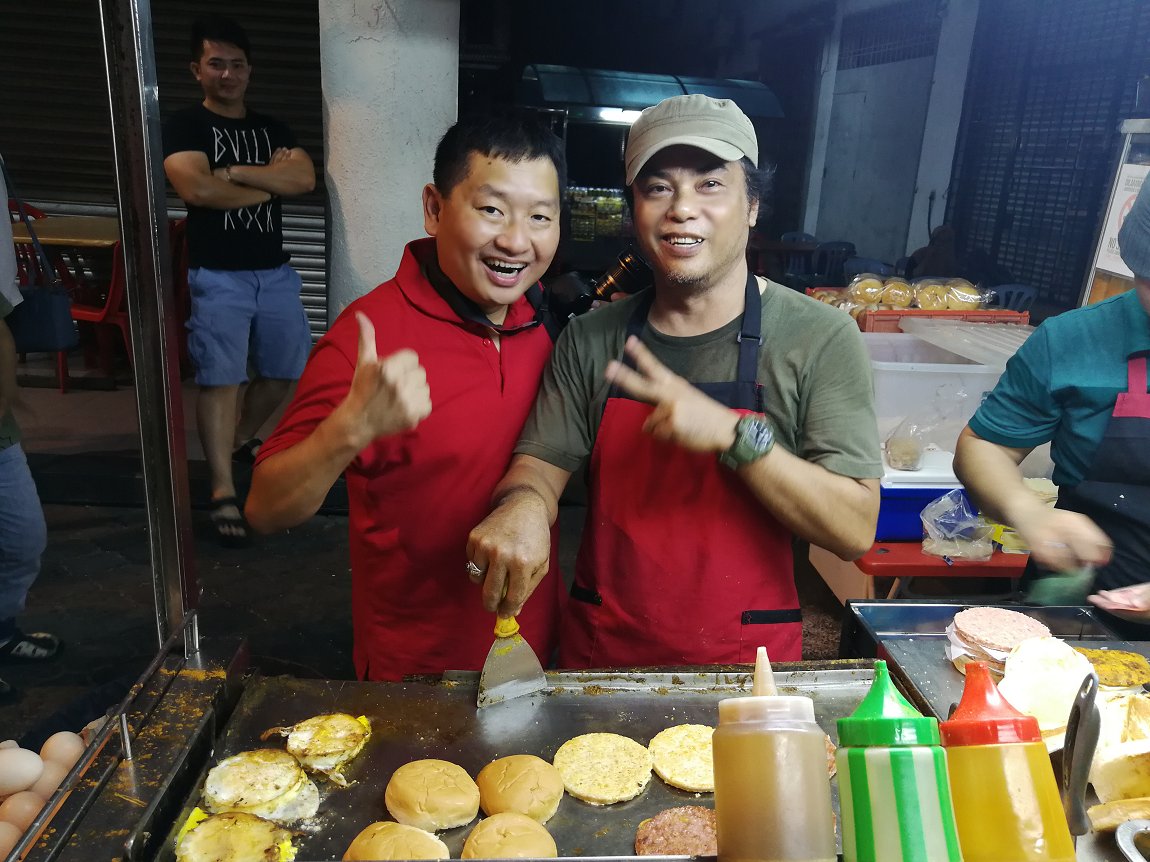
[162,664,874,861]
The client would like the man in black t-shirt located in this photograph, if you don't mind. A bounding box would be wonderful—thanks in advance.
[162,15,315,547]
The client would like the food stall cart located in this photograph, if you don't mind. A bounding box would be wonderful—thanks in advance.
[8,3,1145,861]
[843,600,1148,862]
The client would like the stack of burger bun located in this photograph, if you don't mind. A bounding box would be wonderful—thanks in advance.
[808,274,988,318]
[945,607,1051,676]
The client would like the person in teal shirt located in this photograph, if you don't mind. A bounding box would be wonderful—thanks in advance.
[955,179,1150,630]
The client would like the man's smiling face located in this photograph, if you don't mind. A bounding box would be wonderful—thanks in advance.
[630,145,757,293]
[423,153,561,321]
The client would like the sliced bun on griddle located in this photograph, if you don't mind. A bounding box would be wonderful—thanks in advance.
[634,806,717,856]
[175,811,295,862]
[648,724,714,792]
[477,754,563,823]
[202,749,319,825]
[461,812,557,859]
[384,759,480,831]
[553,732,652,805]
[342,821,450,861]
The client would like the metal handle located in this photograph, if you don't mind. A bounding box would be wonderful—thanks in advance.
[1117,819,1150,862]
[1061,672,1100,836]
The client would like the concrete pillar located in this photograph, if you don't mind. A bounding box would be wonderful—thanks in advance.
[801,1,843,237]
[319,0,460,322]
[905,0,980,256]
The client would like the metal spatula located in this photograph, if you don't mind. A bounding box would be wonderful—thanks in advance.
[476,616,546,708]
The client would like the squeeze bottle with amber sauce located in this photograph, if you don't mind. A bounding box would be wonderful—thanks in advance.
[940,660,1075,862]
[836,660,962,862]
[712,647,836,862]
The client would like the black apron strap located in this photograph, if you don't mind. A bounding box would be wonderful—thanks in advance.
[610,273,763,409]
[735,271,762,388]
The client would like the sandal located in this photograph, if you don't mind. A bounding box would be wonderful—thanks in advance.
[209,496,252,549]
[0,629,61,663]
[232,438,263,465]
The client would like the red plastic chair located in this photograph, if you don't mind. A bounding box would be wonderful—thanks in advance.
[71,240,131,379]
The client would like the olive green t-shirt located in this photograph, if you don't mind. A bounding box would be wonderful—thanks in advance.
[0,292,21,451]
[516,278,883,479]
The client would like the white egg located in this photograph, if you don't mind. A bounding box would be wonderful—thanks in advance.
[39,732,84,770]
[0,790,43,831]
[29,760,68,800]
[0,740,17,750]
[0,749,43,796]
[0,820,22,856]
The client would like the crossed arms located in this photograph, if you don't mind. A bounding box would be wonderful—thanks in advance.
[163,146,314,210]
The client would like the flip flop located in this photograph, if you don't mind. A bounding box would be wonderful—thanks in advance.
[209,496,252,549]
[0,629,61,663]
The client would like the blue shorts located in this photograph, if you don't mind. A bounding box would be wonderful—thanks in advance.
[187,265,312,387]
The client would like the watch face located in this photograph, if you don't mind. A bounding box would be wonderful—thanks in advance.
[745,419,773,450]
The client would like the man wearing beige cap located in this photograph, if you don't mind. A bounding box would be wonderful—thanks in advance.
[468,94,882,667]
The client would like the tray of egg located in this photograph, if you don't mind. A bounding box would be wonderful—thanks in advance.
[0,730,86,855]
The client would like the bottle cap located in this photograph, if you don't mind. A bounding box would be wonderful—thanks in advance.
[939,661,1041,746]
[718,694,815,725]
[837,660,939,747]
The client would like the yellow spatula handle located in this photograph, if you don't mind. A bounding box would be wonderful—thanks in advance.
[494,616,520,638]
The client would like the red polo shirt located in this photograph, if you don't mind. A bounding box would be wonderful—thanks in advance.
[257,239,563,680]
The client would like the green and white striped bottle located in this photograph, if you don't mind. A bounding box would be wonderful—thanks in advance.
[836,660,963,862]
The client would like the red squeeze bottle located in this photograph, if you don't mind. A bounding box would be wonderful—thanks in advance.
[939,661,1076,862]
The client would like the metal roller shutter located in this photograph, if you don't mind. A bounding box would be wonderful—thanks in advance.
[0,0,330,337]
[948,0,1150,310]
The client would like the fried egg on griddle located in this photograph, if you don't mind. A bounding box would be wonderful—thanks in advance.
[203,749,319,825]
[175,810,296,862]
[261,713,370,787]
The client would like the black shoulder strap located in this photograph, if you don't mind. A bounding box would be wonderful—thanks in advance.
[525,282,563,343]
[1,155,61,289]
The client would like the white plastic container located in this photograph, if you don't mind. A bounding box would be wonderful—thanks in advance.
[863,333,1003,439]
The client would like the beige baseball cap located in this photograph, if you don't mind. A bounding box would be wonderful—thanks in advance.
[624,94,758,185]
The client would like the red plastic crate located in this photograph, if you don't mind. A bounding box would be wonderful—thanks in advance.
[858,308,1029,332]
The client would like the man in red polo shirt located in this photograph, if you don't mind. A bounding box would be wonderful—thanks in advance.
[245,114,566,680]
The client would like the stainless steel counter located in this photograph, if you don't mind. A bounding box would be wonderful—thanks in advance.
[844,600,1142,862]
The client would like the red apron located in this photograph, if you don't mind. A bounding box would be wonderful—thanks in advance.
[558,274,803,668]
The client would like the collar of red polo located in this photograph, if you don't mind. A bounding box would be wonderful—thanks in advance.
[398,238,542,335]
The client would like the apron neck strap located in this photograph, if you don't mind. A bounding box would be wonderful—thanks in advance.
[1114,353,1150,419]
[735,272,763,387]
[621,272,763,387]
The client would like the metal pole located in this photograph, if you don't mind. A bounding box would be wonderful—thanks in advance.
[96,0,198,648]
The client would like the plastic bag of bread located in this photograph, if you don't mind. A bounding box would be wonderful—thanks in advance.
[913,278,949,310]
[884,415,927,471]
[880,278,914,308]
[945,278,984,310]
[835,298,863,317]
[808,288,842,305]
[847,274,885,304]
[920,489,994,561]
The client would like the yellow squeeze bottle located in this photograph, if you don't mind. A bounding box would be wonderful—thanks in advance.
[939,660,1075,861]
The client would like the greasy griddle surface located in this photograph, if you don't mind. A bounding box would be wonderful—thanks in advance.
[167,666,873,860]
